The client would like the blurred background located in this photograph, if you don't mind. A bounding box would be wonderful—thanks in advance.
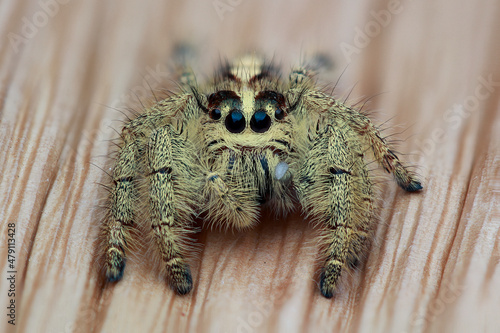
[0,0,498,332]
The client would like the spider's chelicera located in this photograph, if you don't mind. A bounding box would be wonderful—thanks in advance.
[101,55,422,298]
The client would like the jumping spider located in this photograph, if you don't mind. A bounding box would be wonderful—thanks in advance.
[101,54,422,298]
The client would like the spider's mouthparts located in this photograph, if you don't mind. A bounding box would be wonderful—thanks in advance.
[275,161,289,180]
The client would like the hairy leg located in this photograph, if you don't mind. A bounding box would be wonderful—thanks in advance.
[102,128,141,282]
[332,101,422,191]
[147,125,199,294]
[298,121,373,298]
[289,65,422,193]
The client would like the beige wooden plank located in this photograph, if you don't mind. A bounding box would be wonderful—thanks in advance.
[0,1,498,332]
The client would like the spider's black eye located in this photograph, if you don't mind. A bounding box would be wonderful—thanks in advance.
[274,108,285,120]
[225,110,246,133]
[210,108,221,120]
[250,110,271,133]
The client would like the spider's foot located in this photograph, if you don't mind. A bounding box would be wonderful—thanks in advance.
[168,260,193,295]
[319,262,342,298]
[394,167,423,192]
[404,179,423,192]
[106,250,126,282]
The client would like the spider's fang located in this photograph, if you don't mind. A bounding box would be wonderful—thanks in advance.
[259,156,270,178]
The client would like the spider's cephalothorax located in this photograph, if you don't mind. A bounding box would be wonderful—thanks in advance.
[101,55,422,298]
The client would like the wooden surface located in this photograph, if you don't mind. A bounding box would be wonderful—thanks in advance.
[1,0,499,332]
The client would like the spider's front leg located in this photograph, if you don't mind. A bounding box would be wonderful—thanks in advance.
[298,121,374,298]
[147,125,199,294]
[102,128,139,282]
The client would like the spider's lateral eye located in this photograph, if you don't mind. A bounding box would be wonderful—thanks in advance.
[210,108,222,120]
[225,110,246,133]
[250,110,271,133]
[255,90,287,120]
[275,108,285,120]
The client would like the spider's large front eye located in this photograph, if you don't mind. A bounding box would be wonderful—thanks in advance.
[250,110,271,133]
[225,109,246,133]
[210,108,221,120]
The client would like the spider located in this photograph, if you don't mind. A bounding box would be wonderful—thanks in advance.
[101,54,422,298]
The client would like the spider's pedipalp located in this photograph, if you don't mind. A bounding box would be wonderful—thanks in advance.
[201,151,261,230]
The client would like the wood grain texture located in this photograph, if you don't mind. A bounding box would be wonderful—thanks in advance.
[1,0,499,332]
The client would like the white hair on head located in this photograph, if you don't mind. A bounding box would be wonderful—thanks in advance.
[275,161,289,180]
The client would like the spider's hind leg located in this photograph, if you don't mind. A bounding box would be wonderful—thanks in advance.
[289,52,334,87]
[171,43,199,89]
